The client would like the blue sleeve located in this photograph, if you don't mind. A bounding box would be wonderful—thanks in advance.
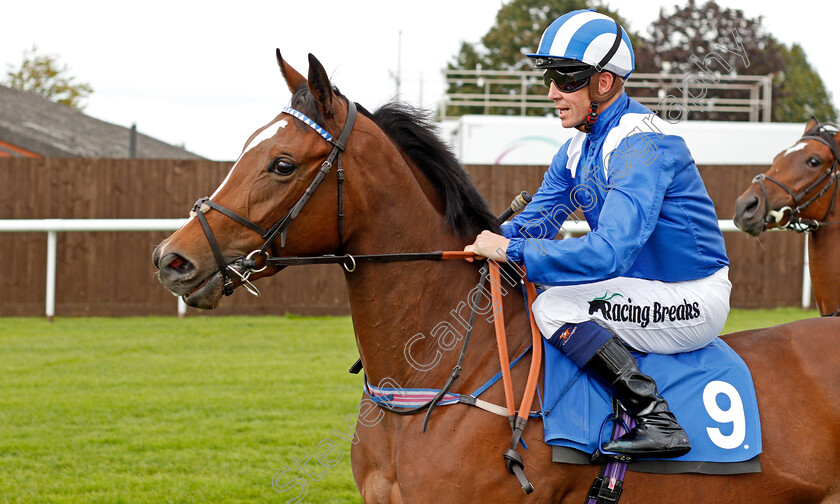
[500,149,576,262]
[521,133,679,285]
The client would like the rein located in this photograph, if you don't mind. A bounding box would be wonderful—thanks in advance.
[245,250,479,271]
[755,122,840,233]
[489,262,543,494]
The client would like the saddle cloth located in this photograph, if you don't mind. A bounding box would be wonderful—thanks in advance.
[542,337,762,471]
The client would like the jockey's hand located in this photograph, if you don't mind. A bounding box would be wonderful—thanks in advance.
[463,230,510,263]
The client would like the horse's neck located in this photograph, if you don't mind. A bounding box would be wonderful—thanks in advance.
[341,167,531,390]
[808,225,840,315]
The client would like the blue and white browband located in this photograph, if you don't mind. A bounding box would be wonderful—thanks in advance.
[282,106,334,143]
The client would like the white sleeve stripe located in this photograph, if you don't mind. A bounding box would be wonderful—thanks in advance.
[565,132,587,177]
[601,113,677,180]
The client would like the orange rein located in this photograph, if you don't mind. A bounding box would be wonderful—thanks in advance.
[488,261,543,422]
[441,252,543,421]
[441,253,542,493]
[488,260,542,494]
[439,250,483,260]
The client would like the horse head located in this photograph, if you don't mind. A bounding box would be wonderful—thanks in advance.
[734,118,840,236]
[153,51,497,310]
[153,51,364,309]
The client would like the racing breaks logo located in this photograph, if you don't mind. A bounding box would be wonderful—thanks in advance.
[587,292,701,328]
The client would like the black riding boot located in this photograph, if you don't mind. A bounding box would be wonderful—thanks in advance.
[585,336,691,459]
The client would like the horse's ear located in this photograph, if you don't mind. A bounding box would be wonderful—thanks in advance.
[805,116,820,134]
[307,53,334,118]
[276,49,306,93]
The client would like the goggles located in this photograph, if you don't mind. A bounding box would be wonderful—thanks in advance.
[542,67,595,93]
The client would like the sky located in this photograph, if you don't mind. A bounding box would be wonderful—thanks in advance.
[1,0,838,161]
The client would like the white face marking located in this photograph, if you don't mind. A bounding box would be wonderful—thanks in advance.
[210,119,287,199]
[784,142,807,157]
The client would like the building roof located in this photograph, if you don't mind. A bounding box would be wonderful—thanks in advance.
[0,85,204,159]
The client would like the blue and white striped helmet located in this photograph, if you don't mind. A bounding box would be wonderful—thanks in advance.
[528,10,635,79]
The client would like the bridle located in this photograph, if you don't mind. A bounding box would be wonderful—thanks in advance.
[185,94,543,493]
[190,100,357,297]
[190,97,534,295]
[753,122,840,233]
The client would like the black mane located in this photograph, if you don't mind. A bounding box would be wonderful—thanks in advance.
[370,102,500,237]
[289,87,499,237]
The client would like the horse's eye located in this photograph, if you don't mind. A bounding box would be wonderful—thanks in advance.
[270,159,296,176]
[807,157,821,168]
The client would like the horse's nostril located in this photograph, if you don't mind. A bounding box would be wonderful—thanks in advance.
[744,196,759,214]
[169,255,193,275]
[735,194,760,219]
[159,252,196,280]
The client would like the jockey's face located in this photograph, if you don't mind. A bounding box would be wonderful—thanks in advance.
[548,71,618,131]
[548,80,591,129]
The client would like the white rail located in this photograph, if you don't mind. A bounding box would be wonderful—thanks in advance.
[441,70,774,122]
[0,218,811,319]
[0,219,187,320]
[0,218,186,232]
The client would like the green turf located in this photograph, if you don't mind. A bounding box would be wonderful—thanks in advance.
[0,308,821,503]
[0,316,363,504]
[720,306,819,333]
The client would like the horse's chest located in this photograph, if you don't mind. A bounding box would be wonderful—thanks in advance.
[352,410,537,502]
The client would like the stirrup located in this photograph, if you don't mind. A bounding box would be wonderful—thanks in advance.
[590,409,634,463]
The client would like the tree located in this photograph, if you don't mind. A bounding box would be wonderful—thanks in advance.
[5,45,93,110]
[773,43,837,122]
[444,0,654,117]
[645,0,837,122]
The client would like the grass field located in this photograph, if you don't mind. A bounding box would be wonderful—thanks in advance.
[0,308,819,503]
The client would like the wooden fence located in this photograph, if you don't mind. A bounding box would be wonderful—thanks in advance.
[0,158,805,316]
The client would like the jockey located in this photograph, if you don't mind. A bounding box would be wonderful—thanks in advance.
[465,9,731,460]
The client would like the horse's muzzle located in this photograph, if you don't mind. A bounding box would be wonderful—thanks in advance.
[734,192,765,236]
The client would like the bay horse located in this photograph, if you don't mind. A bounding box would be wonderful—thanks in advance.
[734,119,840,316]
[153,52,840,503]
